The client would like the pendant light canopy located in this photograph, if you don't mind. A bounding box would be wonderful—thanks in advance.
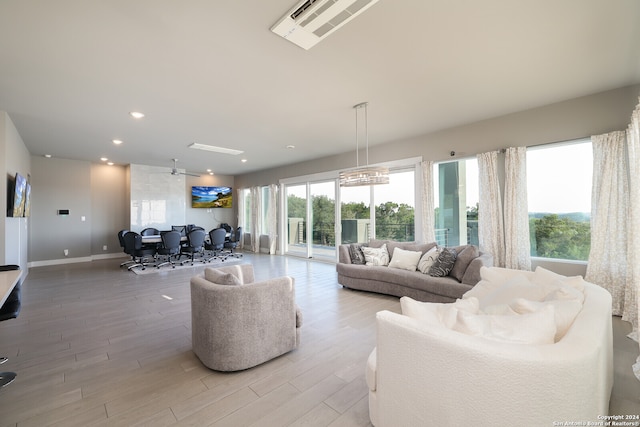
[339,102,390,187]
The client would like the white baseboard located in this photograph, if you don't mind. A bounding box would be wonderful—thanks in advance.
[28,253,126,268]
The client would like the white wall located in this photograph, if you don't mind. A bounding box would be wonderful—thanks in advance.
[1,111,31,269]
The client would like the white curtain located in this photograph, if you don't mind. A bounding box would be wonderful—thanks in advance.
[419,160,436,243]
[267,184,278,254]
[504,147,531,270]
[477,151,505,267]
[586,131,633,319]
[625,97,640,380]
[249,186,262,253]
[236,188,245,249]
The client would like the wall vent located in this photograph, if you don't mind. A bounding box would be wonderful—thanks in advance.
[271,0,380,50]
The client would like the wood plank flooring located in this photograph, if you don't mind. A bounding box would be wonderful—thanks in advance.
[0,253,638,426]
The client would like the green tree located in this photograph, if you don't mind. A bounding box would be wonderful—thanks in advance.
[312,195,335,245]
[375,202,415,241]
[341,202,370,219]
[530,214,590,260]
[287,194,306,220]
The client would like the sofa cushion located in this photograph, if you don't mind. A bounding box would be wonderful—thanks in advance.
[348,244,366,265]
[401,296,479,329]
[204,268,242,286]
[449,245,479,282]
[478,274,546,309]
[428,247,457,277]
[363,244,390,266]
[453,304,557,345]
[508,297,582,342]
[388,247,423,272]
[532,266,585,292]
[417,246,440,274]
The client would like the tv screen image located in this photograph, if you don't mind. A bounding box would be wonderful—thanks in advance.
[23,183,31,217]
[12,173,27,217]
[192,186,232,208]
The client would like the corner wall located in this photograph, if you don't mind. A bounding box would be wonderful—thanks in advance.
[1,112,31,269]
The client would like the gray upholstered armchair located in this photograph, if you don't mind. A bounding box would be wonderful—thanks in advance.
[190,264,302,371]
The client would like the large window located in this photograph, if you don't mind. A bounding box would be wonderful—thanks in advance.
[527,140,592,261]
[433,159,479,246]
[373,170,415,242]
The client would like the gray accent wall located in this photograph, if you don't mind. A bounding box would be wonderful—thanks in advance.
[29,156,93,263]
[27,157,235,264]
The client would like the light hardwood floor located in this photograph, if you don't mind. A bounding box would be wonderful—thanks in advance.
[0,253,638,426]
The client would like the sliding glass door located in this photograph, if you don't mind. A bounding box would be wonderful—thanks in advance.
[284,181,337,259]
[285,184,307,257]
[309,181,336,260]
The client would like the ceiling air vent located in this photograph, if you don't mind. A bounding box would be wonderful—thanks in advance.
[271,0,380,50]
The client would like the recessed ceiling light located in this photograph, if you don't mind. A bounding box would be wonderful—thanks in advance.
[188,142,243,155]
[209,172,214,176]
[129,111,145,119]
[44,154,52,158]
[112,139,123,145]
[286,145,295,149]
[100,157,108,162]
[107,162,114,166]
[241,159,248,163]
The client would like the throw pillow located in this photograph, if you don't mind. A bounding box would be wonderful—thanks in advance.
[417,246,441,274]
[362,243,390,266]
[388,247,423,272]
[204,268,242,286]
[428,247,457,277]
[478,274,546,309]
[452,304,557,345]
[532,266,585,292]
[400,296,478,329]
[449,245,479,282]
[509,297,582,342]
[348,244,366,265]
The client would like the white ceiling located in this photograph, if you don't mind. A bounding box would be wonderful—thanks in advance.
[1,0,639,176]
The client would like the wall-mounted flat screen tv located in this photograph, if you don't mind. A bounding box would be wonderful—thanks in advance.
[192,186,232,208]
[7,173,27,217]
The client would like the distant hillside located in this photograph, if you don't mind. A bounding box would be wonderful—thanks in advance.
[529,212,590,222]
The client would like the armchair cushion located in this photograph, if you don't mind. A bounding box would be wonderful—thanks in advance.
[204,268,242,286]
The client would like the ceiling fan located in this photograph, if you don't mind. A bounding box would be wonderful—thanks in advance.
[169,158,200,177]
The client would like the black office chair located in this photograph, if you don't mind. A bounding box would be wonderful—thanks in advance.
[155,231,182,269]
[140,228,160,236]
[220,223,232,236]
[205,228,227,262]
[223,226,243,259]
[172,225,187,237]
[123,232,156,271]
[0,265,21,388]
[180,229,206,265]
[118,229,137,268]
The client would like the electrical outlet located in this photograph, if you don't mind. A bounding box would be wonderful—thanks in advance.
[64,249,69,256]
[103,245,107,251]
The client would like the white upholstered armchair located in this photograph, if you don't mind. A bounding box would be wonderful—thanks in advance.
[190,264,302,371]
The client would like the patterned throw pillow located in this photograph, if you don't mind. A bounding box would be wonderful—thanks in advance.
[418,246,441,274]
[428,247,458,277]
[348,244,366,265]
[362,243,390,266]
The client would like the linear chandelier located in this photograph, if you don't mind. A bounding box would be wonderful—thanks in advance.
[339,102,389,187]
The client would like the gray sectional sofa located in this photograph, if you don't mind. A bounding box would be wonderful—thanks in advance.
[337,240,493,303]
